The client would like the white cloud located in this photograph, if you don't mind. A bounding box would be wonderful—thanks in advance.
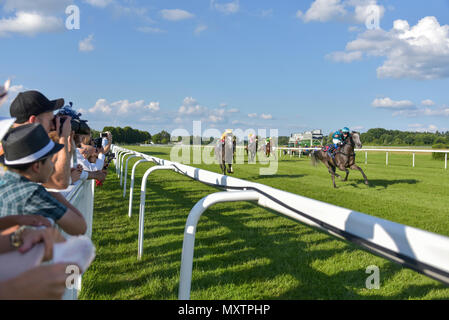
[79,34,95,52]
[297,0,346,23]
[248,113,258,118]
[408,123,438,133]
[326,50,362,63]
[175,97,240,126]
[147,102,160,111]
[178,97,206,115]
[0,11,63,37]
[87,98,160,120]
[160,9,195,21]
[89,99,112,114]
[8,85,24,95]
[421,99,435,106]
[333,16,449,79]
[194,25,208,35]
[211,0,240,15]
[372,97,415,109]
[296,0,384,24]
[260,113,273,120]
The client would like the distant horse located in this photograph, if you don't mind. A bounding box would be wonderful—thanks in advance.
[248,139,257,163]
[265,140,271,157]
[215,135,234,175]
[311,132,369,188]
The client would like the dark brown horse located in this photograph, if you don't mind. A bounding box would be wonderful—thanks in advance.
[311,132,369,188]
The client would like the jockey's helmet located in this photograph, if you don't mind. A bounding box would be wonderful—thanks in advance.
[342,127,350,134]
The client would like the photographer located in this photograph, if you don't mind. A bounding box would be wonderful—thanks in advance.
[9,91,72,190]
[89,132,113,171]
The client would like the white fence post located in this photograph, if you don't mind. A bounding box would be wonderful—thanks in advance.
[445,153,447,170]
[178,191,260,300]
[386,152,389,166]
[123,155,140,198]
[128,159,151,218]
[120,152,134,186]
[138,165,176,259]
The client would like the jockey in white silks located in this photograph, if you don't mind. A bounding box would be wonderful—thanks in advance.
[248,133,256,162]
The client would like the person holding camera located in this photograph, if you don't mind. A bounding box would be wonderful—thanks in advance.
[9,91,72,190]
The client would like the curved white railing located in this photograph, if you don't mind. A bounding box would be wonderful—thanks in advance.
[57,179,95,300]
[112,145,449,299]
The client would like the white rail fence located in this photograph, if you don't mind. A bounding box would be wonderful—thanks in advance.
[278,147,449,169]
[112,145,449,300]
[58,179,95,300]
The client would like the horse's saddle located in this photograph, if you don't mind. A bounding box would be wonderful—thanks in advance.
[323,145,338,158]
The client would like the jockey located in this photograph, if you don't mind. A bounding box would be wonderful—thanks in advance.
[332,130,343,148]
[341,127,351,143]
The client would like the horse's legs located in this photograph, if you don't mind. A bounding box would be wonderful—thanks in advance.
[343,169,350,181]
[350,164,368,185]
[227,164,233,174]
[325,163,338,188]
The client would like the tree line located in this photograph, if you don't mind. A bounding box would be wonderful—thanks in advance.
[92,126,152,144]
[359,128,449,147]
[94,126,449,149]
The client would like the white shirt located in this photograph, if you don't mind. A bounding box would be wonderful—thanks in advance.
[76,148,104,172]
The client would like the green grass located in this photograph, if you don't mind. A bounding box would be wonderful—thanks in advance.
[79,146,449,300]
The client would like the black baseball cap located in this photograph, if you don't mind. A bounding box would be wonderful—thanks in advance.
[10,90,64,124]
[1,123,64,166]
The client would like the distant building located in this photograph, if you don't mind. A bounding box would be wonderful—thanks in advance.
[288,129,323,147]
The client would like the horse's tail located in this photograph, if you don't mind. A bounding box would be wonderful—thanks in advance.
[310,150,322,167]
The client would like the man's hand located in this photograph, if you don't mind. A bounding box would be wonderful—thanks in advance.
[0,263,74,300]
[96,170,107,183]
[19,228,66,261]
[70,166,82,183]
[59,115,72,139]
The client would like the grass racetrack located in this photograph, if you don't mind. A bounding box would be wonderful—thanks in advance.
[79,146,449,300]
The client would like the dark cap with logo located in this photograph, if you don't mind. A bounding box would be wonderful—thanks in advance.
[10,91,64,124]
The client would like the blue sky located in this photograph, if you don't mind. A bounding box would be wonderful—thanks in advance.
[1,0,449,136]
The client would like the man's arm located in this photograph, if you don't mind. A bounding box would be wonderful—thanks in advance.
[43,118,72,190]
[49,192,87,236]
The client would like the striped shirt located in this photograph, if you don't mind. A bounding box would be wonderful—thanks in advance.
[0,170,67,221]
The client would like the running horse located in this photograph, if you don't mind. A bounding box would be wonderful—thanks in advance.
[215,133,234,175]
[311,132,369,188]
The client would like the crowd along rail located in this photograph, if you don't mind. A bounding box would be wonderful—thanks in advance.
[112,145,449,300]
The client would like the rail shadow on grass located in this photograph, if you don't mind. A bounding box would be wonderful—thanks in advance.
[351,179,419,189]
[251,174,306,180]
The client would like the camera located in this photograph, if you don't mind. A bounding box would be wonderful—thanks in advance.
[93,137,103,149]
[54,102,90,135]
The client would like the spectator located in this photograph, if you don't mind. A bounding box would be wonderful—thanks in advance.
[0,82,78,300]
[73,124,107,182]
[10,90,72,190]
[0,123,87,235]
